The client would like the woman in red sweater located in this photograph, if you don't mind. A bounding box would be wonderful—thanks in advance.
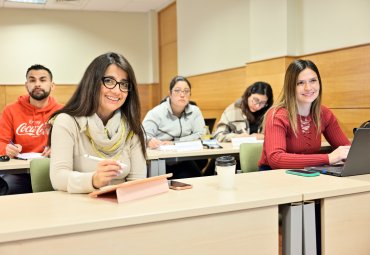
[258,59,351,170]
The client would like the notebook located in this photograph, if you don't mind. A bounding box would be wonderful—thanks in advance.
[305,128,370,177]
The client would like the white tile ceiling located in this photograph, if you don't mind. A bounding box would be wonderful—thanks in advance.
[0,0,174,12]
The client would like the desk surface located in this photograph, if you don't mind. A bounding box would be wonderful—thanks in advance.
[146,142,238,160]
[0,159,30,172]
[0,172,302,244]
[241,170,370,200]
[2,170,370,244]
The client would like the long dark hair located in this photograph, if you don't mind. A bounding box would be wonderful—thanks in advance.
[241,81,273,125]
[49,52,146,157]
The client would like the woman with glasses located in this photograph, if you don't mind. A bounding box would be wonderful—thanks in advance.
[258,59,350,170]
[213,81,273,142]
[48,52,147,193]
[142,75,205,179]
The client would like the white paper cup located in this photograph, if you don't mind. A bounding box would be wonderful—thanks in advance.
[216,165,236,190]
[215,156,236,190]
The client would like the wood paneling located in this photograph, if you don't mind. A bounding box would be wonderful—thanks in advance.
[0,85,77,113]
[158,3,177,46]
[160,42,177,96]
[245,57,296,102]
[52,85,77,105]
[138,83,161,120]
[188,67,246,123]
[0,84,160,122]
[186,44,370,138]
[158,2,177,101]
[0,86,6,113]
[302,45,370,108]
[330,109,370,139]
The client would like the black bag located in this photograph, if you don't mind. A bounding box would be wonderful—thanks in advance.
[353,120,370,134]
[0,177,9,195]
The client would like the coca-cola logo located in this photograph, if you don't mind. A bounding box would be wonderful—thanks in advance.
[16,120,49,137]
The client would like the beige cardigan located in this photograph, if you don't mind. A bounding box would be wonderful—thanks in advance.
[50,113,147,193]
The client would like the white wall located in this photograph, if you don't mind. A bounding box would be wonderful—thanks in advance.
[177,0,249,77]
[302,0,370,53]
[248,0,288,62]
[177,0,370,76]
[0,8,157,84]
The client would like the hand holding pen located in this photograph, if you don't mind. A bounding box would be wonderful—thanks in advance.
[84,154,126,189]
[6,140,22,159]
[41,146,51,157]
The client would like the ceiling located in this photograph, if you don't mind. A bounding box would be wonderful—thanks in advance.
[0,0,174,12]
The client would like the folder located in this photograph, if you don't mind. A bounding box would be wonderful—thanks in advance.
[303,201,317,255]
[89,173,172,203]
[281,202,303,255]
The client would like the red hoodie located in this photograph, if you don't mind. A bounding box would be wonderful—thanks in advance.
[0,95,63,154]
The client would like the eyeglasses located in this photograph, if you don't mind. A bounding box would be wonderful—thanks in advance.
[251,97,268,107]
[172,88,191,96]
[296,78,319,87]
[101,77,130,93]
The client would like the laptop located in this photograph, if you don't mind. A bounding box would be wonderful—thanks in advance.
[305,128,370,177]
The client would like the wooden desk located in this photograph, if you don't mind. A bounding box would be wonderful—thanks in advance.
[241,170,370,255]
[0,159,30,174]
[146,142,239,176]
[0,174,302,255]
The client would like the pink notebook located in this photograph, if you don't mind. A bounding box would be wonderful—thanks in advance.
[89,173,172,203]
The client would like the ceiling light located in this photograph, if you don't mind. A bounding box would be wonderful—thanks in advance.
[5,0,47,4]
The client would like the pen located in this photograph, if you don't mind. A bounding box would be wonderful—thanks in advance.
[13,156,27,161]
[84,154,125,174]
[9,140,23,159]
[84,154,104,161]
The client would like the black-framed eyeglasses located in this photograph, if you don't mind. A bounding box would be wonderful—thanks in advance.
[251,97,268,108]
[172,88,191,96]
[101,77,130,93]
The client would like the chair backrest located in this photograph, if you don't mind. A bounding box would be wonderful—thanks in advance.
[204,118,217,133]
[30,158,54,192]
[239,142,263,173]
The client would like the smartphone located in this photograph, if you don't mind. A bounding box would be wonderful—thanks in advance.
[169,180,192,190]
[286,169,320,177]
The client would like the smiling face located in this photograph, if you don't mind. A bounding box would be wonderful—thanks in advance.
[295,68,320,110]
[97,64,129,123]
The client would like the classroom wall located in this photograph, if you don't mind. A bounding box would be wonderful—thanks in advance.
[1,1,370,138]
[0,8,158,84]
[177,0,249,77]
[177,0,370,76]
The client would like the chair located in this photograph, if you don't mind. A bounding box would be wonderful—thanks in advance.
[30,158,54,192]
[239,142,263,173]
[204,118,217,133]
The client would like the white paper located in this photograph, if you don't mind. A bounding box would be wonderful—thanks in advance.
[17,152,45,160]
[202,139,218,145]
[174,140,203,151]
[158,145,177,151]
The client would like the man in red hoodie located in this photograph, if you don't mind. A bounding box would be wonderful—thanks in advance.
[0,64,63,195]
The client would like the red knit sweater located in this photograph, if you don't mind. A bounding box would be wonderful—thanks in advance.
[258,106,350,169]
